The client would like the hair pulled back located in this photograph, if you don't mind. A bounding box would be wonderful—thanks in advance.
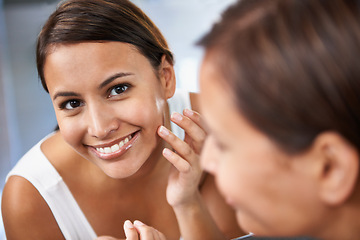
[37,0,174,92]
[199,0,360,153]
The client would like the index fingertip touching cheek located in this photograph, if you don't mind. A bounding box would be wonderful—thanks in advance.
[158,125,170,136]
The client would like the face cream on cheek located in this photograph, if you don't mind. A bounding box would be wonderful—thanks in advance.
[155,97,166,111]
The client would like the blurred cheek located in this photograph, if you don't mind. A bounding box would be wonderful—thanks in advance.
[202,148,236,208]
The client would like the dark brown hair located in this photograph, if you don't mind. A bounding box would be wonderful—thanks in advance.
[37,0,174,92]
[198,0,360,153]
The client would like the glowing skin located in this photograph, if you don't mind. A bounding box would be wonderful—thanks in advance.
[44,42,174,179]
[199,54,323,236]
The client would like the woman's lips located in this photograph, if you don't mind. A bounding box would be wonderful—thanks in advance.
[90,131,139,160]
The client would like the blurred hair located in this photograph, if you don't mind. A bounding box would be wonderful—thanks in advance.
[37,0,174,92]
[198,0,360,153]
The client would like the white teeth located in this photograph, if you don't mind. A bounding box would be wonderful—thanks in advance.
[95,134,133,154]
[104,147,111,154]
[111,144,120,152]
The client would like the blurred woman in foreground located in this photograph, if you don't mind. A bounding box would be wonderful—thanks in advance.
[198,0,360,239]
[127,0,360,239]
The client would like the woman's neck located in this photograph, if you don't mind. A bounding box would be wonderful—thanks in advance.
[315,202,360,240]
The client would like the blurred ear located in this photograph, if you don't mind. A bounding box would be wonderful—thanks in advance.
[159,55,176,99]
[314,132,359,206]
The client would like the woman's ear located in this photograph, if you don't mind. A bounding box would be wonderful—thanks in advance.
[159,55,176,99]
[314,132,359,206]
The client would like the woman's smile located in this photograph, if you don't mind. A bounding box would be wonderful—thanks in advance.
[89,130,140,160]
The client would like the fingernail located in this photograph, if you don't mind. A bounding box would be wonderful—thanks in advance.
[159,126,169,136]
[184,108,193,116]
[163,148,172,158]
[124,220,134,229]
[134,220,145,226]
[171,112,183,121]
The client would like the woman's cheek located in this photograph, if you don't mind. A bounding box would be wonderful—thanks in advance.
[134,97,166,127]
[58,118,84,148]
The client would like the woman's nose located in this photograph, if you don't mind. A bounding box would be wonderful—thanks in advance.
[87,103,119,139]
[200,137,219,175]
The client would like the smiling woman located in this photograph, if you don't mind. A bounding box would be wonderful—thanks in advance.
[44,42,172,179]
[0,0,243,239]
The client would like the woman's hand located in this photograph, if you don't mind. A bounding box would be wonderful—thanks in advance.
[95,220,166,240]
[157,109,207,208]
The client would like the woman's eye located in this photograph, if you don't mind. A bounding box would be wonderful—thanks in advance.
[61,100,83,110]
[109,84,129,97]
[209,135,227,152]
[215,139,227,151]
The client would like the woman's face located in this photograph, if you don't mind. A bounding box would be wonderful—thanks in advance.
[44,42,174,179]
[199,54,323,236]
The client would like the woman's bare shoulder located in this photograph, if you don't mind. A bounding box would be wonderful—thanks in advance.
[2,175,65,239]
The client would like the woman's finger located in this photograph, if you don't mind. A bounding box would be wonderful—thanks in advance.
[170,111,206,146]
[153,229,167,240]
[183,109,207,133]
[133,220,164,240]
[158,126,196,165]
[123,220,139,240]
[95,236,119,240]
[162,148,191,173]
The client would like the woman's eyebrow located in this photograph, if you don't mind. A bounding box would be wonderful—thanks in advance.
[98,72,134,90]
[53,91,80,101]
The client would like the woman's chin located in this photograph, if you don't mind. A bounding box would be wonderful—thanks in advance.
[92,158,139,179]
[235,211,263,237]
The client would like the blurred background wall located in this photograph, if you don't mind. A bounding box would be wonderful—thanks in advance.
[0,0,237,238]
